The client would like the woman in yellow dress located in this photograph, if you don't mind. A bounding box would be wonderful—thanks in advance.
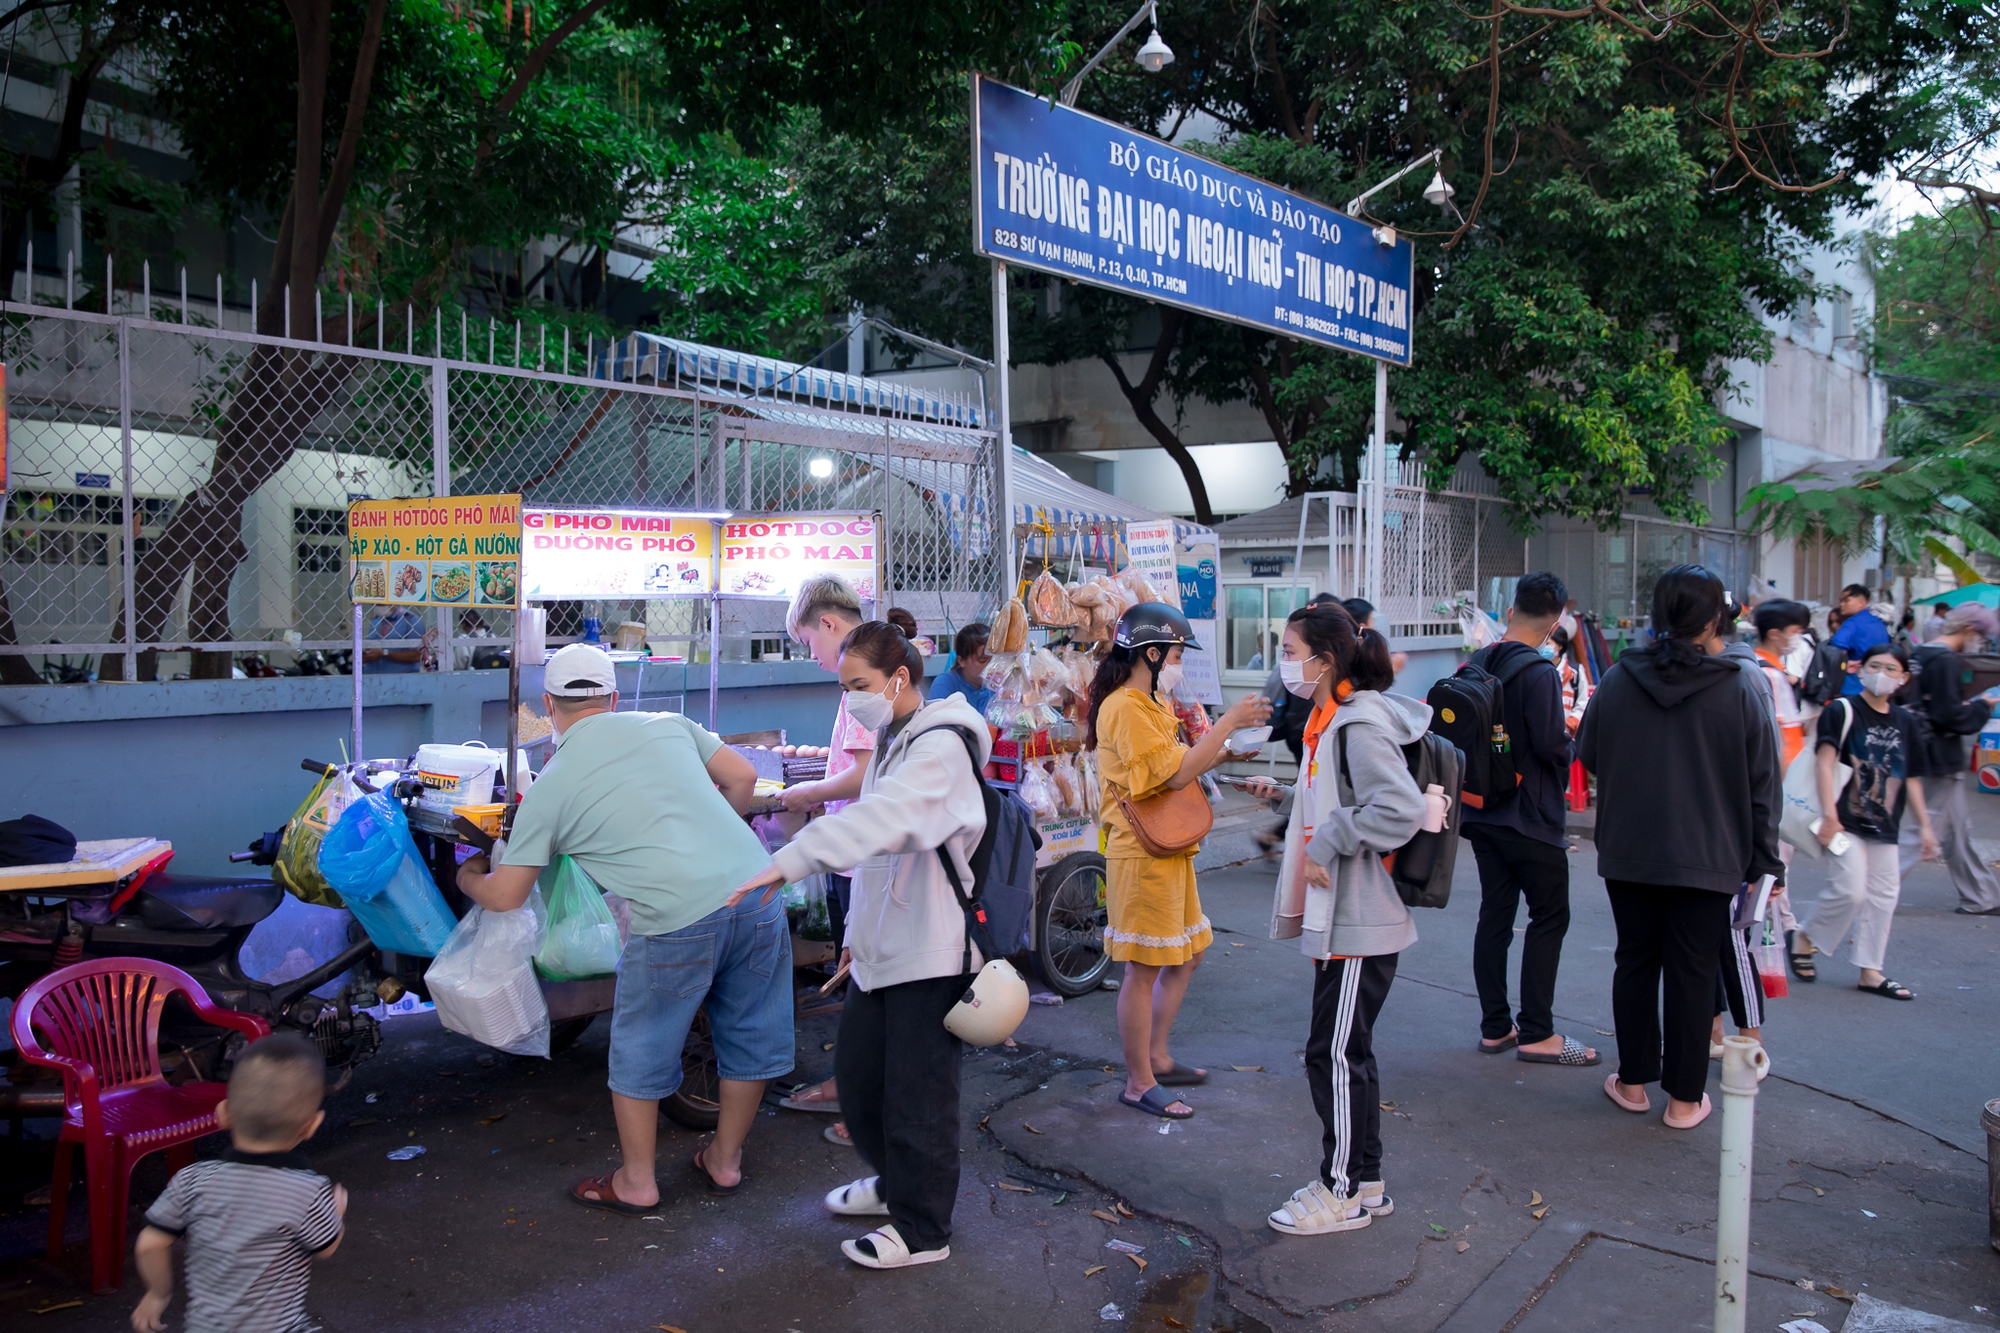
[1087,604,1271,1118]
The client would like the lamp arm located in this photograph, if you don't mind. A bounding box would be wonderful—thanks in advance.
[1343,147,1443,218]
[1059,0,1157,107]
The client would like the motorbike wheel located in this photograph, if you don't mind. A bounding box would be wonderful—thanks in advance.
[1032,851,1111,998]
[661,1008,722,1131]
[548,1015,595,1057]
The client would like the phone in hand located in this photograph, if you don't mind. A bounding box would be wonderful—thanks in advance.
[1809,817,1852,856]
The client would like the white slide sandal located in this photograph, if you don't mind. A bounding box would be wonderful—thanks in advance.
[824,1175,891,1216]
[841,1223,950,1270]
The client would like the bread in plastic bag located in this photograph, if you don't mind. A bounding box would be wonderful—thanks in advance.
[534,856,623,980]
[426,889,550,1058]
[1027,571,1076,626]
[274,769,359,908]
[317,790,456,956]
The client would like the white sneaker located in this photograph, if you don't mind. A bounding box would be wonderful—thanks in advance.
[1355,1180,1394,1216]
[842,1222,950,1269]
[824,1175,891,1216]
[1267,1180,1372,1235]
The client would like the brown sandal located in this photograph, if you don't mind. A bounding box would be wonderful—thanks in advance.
[569,1172,654,1216]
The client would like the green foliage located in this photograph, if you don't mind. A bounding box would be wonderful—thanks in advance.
[1741,443,2000,568]
[1867,200,2000,459]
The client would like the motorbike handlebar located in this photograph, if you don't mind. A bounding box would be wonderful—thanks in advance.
[302,758,339,777]
[228,850,257,862]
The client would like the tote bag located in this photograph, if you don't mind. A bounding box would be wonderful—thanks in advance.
[1778,699,1853,857]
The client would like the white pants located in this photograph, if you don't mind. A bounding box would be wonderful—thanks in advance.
[1799,839,1900,971]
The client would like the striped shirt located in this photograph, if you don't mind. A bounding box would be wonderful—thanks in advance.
[144,1148,341,1333]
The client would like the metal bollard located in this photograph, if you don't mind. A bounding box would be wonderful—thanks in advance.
[1713,1036,1770,1333]
[1983,1098,2000,1254]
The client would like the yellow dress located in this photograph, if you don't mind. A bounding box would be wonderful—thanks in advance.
[1095,688,1212,965]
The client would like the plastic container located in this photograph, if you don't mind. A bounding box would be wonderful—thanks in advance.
[1977,720,2000,793]
[1224,725,1273,755]
[318,791,457,956]
[413,743,501,813]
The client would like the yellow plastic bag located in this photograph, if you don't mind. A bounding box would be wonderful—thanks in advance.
[273,771,353,909]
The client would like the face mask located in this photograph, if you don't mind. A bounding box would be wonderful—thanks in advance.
[1537,642,1558,660]
[846,676,902,730]
[1861,670,1899,698]
[1155,662,1185,694]
[1279,657,1322,698]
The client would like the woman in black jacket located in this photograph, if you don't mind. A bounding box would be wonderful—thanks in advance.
[1578,565,1783,1130]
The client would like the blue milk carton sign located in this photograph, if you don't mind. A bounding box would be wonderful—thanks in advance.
[972,75,1415,366]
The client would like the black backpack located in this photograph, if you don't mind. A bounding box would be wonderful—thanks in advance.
[1339,727,1465,909]
[1798,637,1846,706]
[932,725,1043,966]
[1425,645,1543,810]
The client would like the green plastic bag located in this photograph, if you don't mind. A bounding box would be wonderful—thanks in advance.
[534,856,622,980]
[273,771,353,909]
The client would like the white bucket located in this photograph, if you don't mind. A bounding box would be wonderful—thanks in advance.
[413,742,501,812]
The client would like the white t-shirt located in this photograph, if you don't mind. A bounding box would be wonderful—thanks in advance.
[1783,637,1823,726]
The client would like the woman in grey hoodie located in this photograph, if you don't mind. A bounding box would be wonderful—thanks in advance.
[1249,602,1427,1237]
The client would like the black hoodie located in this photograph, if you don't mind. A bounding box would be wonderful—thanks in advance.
[1578,645,1783,894]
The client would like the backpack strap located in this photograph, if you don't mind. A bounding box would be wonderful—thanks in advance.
[929,723,1002,973]
[1492,645,1549,684]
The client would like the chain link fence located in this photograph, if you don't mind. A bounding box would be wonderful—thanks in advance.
[0,304,1001,681]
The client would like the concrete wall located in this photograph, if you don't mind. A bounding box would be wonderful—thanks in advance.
[0,660,897,877]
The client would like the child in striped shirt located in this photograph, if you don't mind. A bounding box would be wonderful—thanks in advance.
[133,1033,346,1333]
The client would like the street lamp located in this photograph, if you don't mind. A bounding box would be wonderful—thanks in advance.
[1060,1,1174,106]
[808,457,834,480]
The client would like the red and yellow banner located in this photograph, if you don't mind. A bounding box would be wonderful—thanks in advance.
[520,508,717,598]
[348,494,521,606]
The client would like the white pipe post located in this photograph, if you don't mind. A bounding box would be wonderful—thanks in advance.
[1713,1035,1769,1333]
[1369,358,1388,603]
[352,603,365,762]
[180,267,187,324]
[991,259,1015,605]
[22,238,28,304]
[65,248,73,309]
[432,362,453,673]
[143,259,150,315]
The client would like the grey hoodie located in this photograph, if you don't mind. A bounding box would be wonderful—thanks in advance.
[770,694,991,991]
[1268,690,1429,958]
[1579,646,1783,894]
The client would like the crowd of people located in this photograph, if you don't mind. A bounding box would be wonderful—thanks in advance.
[129,566,2000,1326]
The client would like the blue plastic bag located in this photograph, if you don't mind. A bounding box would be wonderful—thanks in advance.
[318,790,456,956]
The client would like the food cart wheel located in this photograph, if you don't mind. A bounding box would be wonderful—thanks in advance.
[1032,851,1111,998]
[548,1015,594,1056]
[661,1007,722,1131]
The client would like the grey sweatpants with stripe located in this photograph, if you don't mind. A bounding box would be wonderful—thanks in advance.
[1897,771,2000,912]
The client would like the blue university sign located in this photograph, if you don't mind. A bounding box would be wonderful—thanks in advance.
[971,75,1415,366]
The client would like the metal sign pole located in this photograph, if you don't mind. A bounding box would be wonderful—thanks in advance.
[351,602,364,764]
[991,259,1015,608]
[708,590,721,732]
[1369,359,1388,604]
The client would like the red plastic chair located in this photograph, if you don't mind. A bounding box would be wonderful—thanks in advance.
[9,958,270,1293]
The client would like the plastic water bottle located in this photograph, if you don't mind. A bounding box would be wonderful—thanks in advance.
[1978,718,2000,793]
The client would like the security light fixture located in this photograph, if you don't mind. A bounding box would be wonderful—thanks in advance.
[1135,25,1175,73]
[808,457,835,480]
[1422,171,1456,212]
[1061,1,1173,106]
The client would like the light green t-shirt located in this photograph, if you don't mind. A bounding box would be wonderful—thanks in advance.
[501,711,769,938]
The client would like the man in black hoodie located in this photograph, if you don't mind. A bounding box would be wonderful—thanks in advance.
[1904,603,2000,913]
[1465,573,1597,1066]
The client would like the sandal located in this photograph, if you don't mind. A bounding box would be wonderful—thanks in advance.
[778,1083,842,1114]
[1785,931,1816,982]
[1516,1036,1600,1067]
[1153,1061,1208,1087]
[842,1223,950,1269]
[824,1175,891,1217]
[690,1145,740,1197]
[1603,1073,1650,1114]
[1478,1033,1518,1055]
[1663,1094,1713,1130]
[824,1122,854,1148]
[1120,1085,1194,1119]
[569,1173,654,1216]
[1859,977,1914,1001]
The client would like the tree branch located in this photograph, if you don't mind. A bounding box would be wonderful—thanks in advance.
[312,0,389,264]
[1100,307,1216,524]
[477,0,611,169]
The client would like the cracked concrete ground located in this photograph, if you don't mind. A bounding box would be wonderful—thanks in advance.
[3,797,1996,1331]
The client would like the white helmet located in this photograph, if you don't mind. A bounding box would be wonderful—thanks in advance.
[943,959,1030,1046]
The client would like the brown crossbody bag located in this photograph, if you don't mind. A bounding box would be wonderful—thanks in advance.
[1117,780,1213,857]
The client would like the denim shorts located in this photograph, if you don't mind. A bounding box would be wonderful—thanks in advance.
[606,892,796,1100]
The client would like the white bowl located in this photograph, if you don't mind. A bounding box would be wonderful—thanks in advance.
[1224,725,1273,754]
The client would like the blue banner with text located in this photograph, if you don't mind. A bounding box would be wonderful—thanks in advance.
[972,76,1415,366]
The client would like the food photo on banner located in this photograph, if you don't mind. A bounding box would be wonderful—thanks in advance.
[348,495,523,608]
[971,75,1414,365]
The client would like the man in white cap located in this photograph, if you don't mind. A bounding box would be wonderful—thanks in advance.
[456,642,788,1210]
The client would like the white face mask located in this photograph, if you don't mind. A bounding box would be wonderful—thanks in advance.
[845,676,902,730]
[1279,657,1322,699]
[1155,662,1185,694]
[1861,670,1900,698]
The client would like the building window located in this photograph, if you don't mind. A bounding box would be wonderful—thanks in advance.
[1830,287,1853,341]
[1222,580,1315,678]
[1795,534,1841,606]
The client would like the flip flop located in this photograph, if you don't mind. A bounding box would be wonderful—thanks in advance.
[1663,1094,1713,1130]
[779,1093,843,1114]
[824,1123,854,1148]
[1603,1073,1650,1115]
[1153,1061,1207,1086]
[569,1173,654,1216]
[1517,1036,1600,1067]
[1859,977,1914,1001]
[1477,1033,1519,1055]
[690,1146,740,1196]
[1120,1085,1194,1119]
[1785,931,1816,981]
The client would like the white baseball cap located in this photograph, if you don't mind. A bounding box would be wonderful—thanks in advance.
[543,643,618,697]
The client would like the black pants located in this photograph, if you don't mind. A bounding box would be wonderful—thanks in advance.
[1304,954,1397,1198]
[1467,825,1572,1045]
[826,874,852,956]
[1604,881,1731,1103]
[834,972,967,1253]
[1715,924,1764,1031]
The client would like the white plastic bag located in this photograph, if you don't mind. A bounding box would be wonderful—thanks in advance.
[425,888,550,1058]
[1779,701,1852,857]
